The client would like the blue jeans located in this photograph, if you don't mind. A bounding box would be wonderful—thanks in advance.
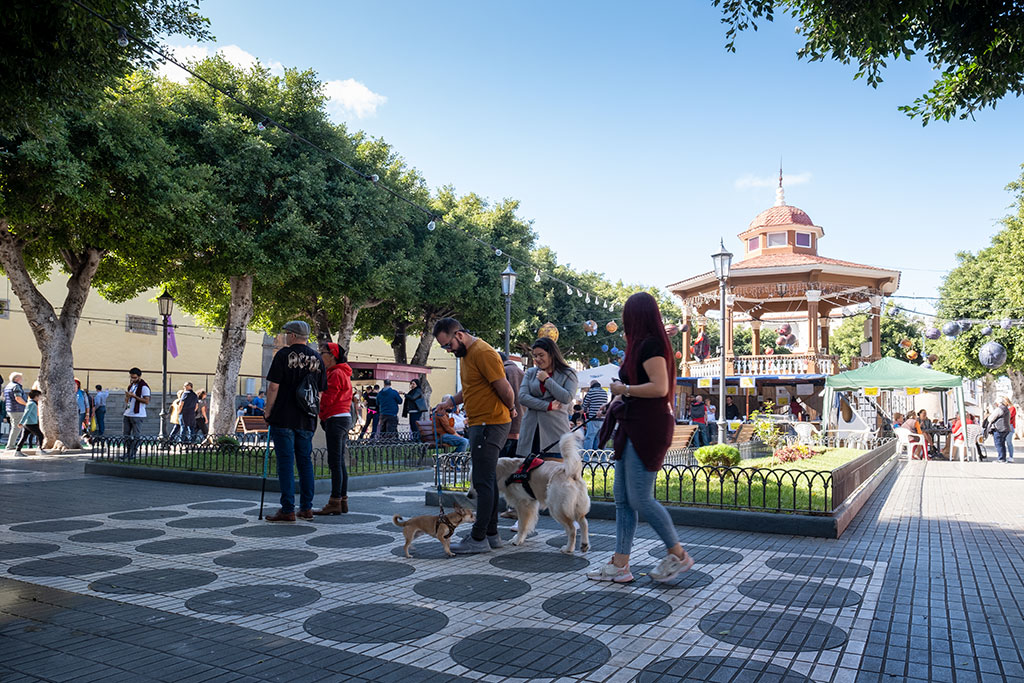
[614,438,679,556]
[583,419,604,451]
[270,425,315,513]
[993,430,1012,461]
[441,433,469,451]
[95,407,106,435]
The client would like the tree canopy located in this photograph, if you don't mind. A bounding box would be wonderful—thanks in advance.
[829,305,925,368]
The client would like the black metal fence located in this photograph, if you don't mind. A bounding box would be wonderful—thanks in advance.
[90,434,438,477]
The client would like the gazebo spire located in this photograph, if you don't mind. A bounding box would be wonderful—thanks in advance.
[775,162,786,206]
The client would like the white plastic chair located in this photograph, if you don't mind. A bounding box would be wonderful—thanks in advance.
[895,427,927,459]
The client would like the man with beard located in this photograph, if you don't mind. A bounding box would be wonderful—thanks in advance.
[433,318,517,554]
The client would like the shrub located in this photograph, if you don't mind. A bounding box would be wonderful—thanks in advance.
[695,444,741,469]
[215,435,240,453]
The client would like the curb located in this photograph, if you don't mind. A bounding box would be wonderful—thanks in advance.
[83,461,434,492]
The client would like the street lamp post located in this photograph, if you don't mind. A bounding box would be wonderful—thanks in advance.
[711,240,733,445]
[500,260,517,355]
[157,289,175,442]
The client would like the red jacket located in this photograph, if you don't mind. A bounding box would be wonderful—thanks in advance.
[319,363,353,419]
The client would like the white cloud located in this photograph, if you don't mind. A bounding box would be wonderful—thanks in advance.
[323,79,388,120]
[157,43,284,83]
[734,171,813,190]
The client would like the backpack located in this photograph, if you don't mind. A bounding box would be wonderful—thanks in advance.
[296,371,321,418]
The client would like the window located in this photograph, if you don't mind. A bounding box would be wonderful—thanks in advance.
[0,299,8,319]
[767,231,787,247]
[795,232,812,248]
[125,314,158,335]
[747,236,760,251]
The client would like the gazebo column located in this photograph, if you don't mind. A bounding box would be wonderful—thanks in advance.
[682,309,692,376]
[820,317,830,353]
[869,295,882,360]
[806,289,821,373]
[725,294,735,375]
[750,320,762,356]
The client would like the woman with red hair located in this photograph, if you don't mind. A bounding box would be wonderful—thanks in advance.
[587,292,694,583]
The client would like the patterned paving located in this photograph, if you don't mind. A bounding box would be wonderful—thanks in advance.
[0,454,1022,682]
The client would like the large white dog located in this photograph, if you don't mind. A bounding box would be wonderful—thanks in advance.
[496,432,591,554]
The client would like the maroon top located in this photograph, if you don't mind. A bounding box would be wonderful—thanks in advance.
[607,337,674,471]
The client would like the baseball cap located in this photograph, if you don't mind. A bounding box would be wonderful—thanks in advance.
[282,320,310,337]
[590,379,601,387]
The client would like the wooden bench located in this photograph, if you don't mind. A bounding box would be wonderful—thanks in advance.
[416,418,455,450]
[235,415,269,434]
[731,424,755,444]
[671,425,697,450]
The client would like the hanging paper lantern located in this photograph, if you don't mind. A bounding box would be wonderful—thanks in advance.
[609,346,618,355]
[590,358,599,367]
[1002,319,1013,330]
[981,326,993,336]
[907,349,919,360]
[900,338,913,348]
[942,321,961,338]
[778,323,791,336]
[583,320,597,336]
[959,321,973,332]
[764,347,775,355]
[618,349,626,357]
[538,322,559,342]
[979,341,1008,369]
[601,344,609,352]
[606,321,618,333]
[674,351,683,360]
[924,327,941,340]
[664,323,679,337]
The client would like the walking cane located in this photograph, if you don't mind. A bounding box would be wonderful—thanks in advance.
[258,435,272,520]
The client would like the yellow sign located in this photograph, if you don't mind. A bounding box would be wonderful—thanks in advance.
[864,387,879,396]
[726,386,738,396]
[697,378,712,388]
[728,420,742,430]
[739,377,755,388]
[905,387,922,395]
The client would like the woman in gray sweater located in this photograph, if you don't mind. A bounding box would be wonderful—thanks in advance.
[517,337,579,456]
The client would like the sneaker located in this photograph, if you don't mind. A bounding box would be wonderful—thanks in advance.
[296,509,313,520]
[265,510,296,523]
[450,535,491,555]
[587,562,634,583]
[649,551,695,582]
[486,533,504,549]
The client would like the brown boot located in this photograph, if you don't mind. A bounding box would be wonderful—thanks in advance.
[313,497,343,515]
[264,510,295,523]
[341,496,348,513]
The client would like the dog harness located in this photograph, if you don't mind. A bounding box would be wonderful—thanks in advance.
[504,454,547,500]
[434,513,458,539]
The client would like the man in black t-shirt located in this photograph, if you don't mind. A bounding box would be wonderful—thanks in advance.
[358,385,380,438]
[263,321,326,522]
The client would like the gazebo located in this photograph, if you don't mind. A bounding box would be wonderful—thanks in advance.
[666,179,901,418]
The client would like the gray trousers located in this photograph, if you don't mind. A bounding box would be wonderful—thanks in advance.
[6,419,25,450]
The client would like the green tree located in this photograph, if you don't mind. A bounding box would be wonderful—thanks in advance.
[828,305,924,368]
[713,0,1024,123]
[0,0,210,136]
[0,79,213,445]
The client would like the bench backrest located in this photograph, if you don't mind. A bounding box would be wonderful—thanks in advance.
[235,415,269,433]
[732,424,755,444]
[671,425,697,449]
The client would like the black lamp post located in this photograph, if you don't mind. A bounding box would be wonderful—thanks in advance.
[157,289,174,441]
[500,260,517,355]
[711,240,733,445]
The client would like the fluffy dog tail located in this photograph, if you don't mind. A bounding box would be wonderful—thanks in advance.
[392,514,407,527]
[559,432,584,478]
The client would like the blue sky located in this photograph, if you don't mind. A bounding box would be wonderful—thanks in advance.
[167,1,1024,316]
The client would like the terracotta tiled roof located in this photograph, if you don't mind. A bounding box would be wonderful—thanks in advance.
[749,205,814,230]
[732,253,895,271]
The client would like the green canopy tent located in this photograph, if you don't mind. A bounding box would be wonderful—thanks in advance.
[823,358,967,459]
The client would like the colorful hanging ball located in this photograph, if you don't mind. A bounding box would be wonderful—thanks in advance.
[601,344,609,352]
[590,358,599,367]
[900,338,913,348]
[924,327,941,340]
[764,347,775,355]
[664,323,679,337]
[907,349,919,360]
[674,351,683,360]
[942,321,961,338]
[537,322,559,342]
[618,349,625,357]
[1002,319,1013,330]
[981,326,993,336]
[583,320,597,335]
[610,346,618,355]
[959,321,973,332]
[605,321,618,334]
[979,341,1008,369]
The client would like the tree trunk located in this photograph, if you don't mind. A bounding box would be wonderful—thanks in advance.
[410,315,440,405]
[1007,369,1024,405]
[390,320,411,364]
[209,275,254,436]
[334,295,381,351]
[311,304,332,343]
[0,222,100,448]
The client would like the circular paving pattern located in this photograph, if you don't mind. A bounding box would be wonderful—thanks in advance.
[89,568,218,595]
[700,610,848,652]
[738,578,863,609]
[10,519,103,533]
[766,556,872,579]
[69,528,165,543]
[413,574,532,602]
[109,509,187,521]
[648,544,743,565]
[389,542,451,560]
[214,549,319,569]
[542,590,672,625]
[305,560,415,584]
[305,533,393,549]
[309,513,381,525]
[185,584,321,615]
[376,522,403,533]
[136,538,236,555]
[546,533,617,552]
[9,554,132,577]
[638,655,812,683]
[632,567,715,590]
[305,604,447,643]
[231,524,316,538]
[166,516,247,529]
[490,551,589,573]
[450,627,610,678]
[188,501,254,510]
[0,542,61,561]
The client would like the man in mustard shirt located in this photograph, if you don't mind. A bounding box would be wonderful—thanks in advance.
[433,317,517,554]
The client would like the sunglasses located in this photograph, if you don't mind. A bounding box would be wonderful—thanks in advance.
[440,329,471,350]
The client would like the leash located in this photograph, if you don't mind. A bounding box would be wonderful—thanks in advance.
[506,413,606,499]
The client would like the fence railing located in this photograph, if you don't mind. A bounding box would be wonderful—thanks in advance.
[90,434,438,477]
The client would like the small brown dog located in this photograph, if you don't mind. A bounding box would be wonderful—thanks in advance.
[393,504,475,558]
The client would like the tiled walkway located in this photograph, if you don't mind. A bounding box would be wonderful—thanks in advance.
[0,452,1021,682]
